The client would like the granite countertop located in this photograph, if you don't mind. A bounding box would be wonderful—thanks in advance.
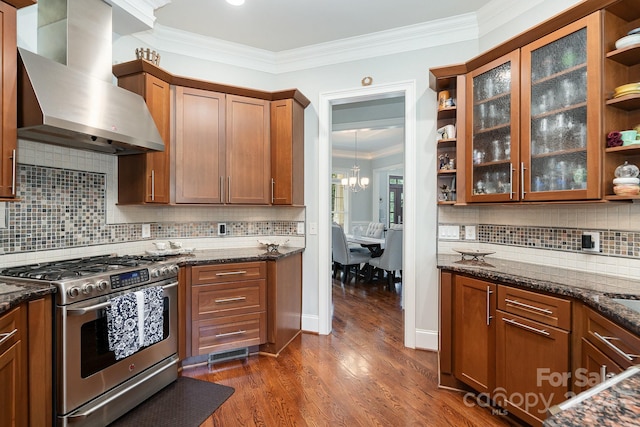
[0,281,56,316]
[544,367,640,426]
[437,253,640,336]
[175,246,304,266]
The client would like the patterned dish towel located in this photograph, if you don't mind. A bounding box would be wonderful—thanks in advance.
[106,287,164,360]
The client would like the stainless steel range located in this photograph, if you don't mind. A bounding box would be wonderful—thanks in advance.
[0,255,180,426]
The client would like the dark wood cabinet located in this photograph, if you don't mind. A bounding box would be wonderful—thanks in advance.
[226,95,270,205]
[174,86,226,204]
[117,73,171,204]
[0,306,27,427]
[453,275,496,394]
[186,262,267,357]
[260,252,302,355]
[495,311,569,426]
[270,99,305,206]
[578,338,623,393]
[0,1,17,200]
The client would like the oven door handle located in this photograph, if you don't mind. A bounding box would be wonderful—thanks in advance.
[67,282,178,316]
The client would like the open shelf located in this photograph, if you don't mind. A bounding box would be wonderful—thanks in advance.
[606,93,640,111]
[606,44,640,66]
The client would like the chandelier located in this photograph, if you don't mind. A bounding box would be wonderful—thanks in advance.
[341,131,369,192]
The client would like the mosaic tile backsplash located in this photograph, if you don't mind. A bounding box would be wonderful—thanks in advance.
[439,223,640,259]
[1,164,302,255]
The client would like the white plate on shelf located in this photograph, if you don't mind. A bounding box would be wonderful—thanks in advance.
[615,34,640,50]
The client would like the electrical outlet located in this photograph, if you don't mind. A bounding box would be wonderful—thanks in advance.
[141,224,151,238]
[465,225,476,240]
[582,231,600,253]
[297,222,305,234]
[218,223,227,236]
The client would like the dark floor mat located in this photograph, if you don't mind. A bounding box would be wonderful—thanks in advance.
[109,376,234,426]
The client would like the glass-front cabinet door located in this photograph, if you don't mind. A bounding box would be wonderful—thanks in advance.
[520,12,602,201]
[466,51,521,202]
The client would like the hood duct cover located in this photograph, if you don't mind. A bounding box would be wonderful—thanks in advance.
[17,0,164,155]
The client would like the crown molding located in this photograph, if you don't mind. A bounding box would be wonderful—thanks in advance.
[133,13,478,74]
[476,0,546,38]
[132,24,279,73]
[332,144,403,161]
[107,0,170,34]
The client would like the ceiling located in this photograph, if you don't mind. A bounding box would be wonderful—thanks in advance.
[152,0,494,158]
[153,0,493,52]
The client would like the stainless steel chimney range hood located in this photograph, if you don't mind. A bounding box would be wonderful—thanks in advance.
[17,0,164,155]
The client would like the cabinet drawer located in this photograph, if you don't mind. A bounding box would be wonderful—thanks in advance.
[192,279,266,319]
[193,312,266,355]
[0,306,21,353]
[584,307,640,369]
[498,286,571,330]
[191,262,266,285]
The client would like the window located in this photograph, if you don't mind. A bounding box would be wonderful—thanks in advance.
[331,172,348,228]
[389,175,404,226]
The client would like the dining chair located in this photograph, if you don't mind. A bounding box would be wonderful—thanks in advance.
[332,223,372,283]
[368,228,403,290]
[363,222,385,238]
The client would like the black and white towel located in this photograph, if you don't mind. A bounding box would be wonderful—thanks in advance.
[106,287,164,360]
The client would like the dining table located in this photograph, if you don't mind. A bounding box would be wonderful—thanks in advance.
[345,234,385,257]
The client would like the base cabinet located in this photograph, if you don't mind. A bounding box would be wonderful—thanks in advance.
[453,275,496,394]
[0,306,26,427]
[260,252,302,355]
[495,311,569,425]
[188,262,267,356]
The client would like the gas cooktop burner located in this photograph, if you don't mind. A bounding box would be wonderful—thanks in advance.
[0,254,176,280]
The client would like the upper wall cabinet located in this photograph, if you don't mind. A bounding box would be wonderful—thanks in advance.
[117,73,171,204]
[466,12,602,203]
[113,60,309,206]
[174,86,226,204]
[466,51,520,203]
[0,2,17,200]
[271,99,305,206]
[520,13,602,202]
[226,95,271,205]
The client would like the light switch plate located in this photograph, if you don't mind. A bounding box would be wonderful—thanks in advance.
[465,225,476,240]
[297,222,305,234]
[141,224,151,238]
[309,222,318,235]
[438,225,460,240]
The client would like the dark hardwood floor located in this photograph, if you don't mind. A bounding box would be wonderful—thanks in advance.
[185,277,513,426]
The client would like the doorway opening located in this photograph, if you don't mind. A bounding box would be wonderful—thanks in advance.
[318,81,416,348]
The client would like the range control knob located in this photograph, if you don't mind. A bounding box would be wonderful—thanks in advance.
[150,268,160,278]
[169,265,179,274]
[160,267,169,276]
[82,283,95,295]
[67,287,81,298]
[96,280,109,291]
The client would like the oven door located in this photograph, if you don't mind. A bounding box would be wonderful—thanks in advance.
[57,278,178,417]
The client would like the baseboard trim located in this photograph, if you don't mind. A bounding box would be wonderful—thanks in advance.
[415,328,438,351]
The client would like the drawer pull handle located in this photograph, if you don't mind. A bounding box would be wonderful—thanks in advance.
[216,330,246,338]
[502,318,550,337]
[215,271,248,276]
[0,328,17,346]
[505,298,553,315]
[215,296,247,304]
[594,332,640,362]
